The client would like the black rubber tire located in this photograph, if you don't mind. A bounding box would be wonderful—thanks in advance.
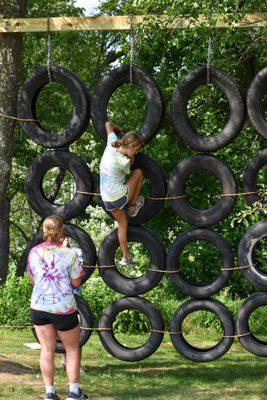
[171,66,245,151]
[238,221,267,290]
[236,293,267,357]
[247,67,267,140]
[32,295,94,354]
[167,229,233,298]
[18,66,90,148]
[101,153,166,225]
[167,154,237,226]
[243,149,267,217]
[20,223,96,283]
[98,296,164,361]
[170,299,234,362]
[98,226,166,295]
[24,150,94,221]
[91,64,164,144]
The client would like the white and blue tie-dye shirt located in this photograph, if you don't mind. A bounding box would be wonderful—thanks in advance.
[27,242,84,314]
[100,132,131,202]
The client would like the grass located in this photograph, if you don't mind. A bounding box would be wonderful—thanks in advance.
[0,329,267,400]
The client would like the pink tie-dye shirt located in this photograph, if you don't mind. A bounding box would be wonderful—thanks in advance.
[27,242,84,314]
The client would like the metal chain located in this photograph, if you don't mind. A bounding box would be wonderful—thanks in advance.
[46,16,52,82]
[129,15,136,84]
[206,1,213,83]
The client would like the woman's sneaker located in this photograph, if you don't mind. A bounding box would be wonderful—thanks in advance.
[119,255,135,266]
[45,393,60,400]
[128,195,144,217]
[66,389,89,399]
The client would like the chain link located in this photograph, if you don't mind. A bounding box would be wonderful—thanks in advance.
[46,16,52,82]
[129,15,136,84]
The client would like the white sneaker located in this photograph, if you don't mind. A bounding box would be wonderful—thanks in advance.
[128,195,145,217]
[119,255,135,266]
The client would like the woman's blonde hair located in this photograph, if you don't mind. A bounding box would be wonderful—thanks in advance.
[43,215,63,243]
[111,132,143,149]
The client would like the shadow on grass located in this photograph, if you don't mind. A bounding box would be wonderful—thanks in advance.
[0,358,38,375]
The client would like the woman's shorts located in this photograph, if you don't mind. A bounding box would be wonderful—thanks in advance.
[30,308,79,331]
[103,186,129,212]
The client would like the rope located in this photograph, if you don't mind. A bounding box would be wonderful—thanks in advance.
[223,332,251,338]
[0,113,38,122]
[149,266,181,274]
[76,190,261,201]
[221,263,257,271]
[46,16,52,82]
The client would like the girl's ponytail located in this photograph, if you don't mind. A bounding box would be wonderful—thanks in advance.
[111,139,122,148]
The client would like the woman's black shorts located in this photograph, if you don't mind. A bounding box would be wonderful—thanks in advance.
[30,308,79,331]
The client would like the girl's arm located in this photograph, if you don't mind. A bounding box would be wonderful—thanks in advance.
[105,121,123,137]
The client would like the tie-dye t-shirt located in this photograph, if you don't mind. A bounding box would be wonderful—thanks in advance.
[27,242,84,314]
[100,132,131,202]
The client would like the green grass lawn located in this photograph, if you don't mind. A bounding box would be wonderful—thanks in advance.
[0,329,267,400]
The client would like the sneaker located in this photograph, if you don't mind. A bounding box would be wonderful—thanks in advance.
[45,392,60,400]
[128,195,145,217]
[66,389,89,399]
[56,362,66,371]
[119,255,135,266]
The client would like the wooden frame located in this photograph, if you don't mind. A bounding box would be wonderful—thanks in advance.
[0,13,266,33]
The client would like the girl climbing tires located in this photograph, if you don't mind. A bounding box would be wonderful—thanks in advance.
[98,296,164,361]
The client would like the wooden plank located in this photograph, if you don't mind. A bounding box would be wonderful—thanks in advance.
[0,14,266,33]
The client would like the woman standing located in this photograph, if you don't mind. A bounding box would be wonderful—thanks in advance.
[27,215,89,400]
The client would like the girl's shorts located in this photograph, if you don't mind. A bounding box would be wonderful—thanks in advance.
[103,186,128,211]
[30,308,79,331]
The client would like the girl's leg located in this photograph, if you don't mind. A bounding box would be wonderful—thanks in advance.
[126,169,143,206]
[57,326,81,384]
[111,208,130,258]
[34,324,57,386]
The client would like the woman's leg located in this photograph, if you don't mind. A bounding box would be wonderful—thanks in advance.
[34,324,57,386]
[126,169,143,205]
[57,326,81,384]
[111,208,130,258]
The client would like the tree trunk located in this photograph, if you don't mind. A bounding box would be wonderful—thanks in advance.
[0,0,27,282]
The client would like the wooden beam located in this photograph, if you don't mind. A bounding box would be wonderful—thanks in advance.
[0,13,266,33]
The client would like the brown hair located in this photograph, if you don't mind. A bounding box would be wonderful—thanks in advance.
[43,215,63,243]
[111,132,143,149]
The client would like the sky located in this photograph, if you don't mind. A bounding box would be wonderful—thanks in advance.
[74,0,102,15]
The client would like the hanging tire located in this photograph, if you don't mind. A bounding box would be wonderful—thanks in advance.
[236,293,267,357]
[170,299,234,362]
[247,67,267,139]
[98,226,166,295]
[20,223,96,283]
[18,66,90,148]
[101,153,166,225]
[98,296,164,361]
[238,221,267,290]
[171,66,245,151]
[243,149,267,217]
[24,150,94,221]
[167,154,237,226]
[32,295,94,353]
[91,64,164,144]
[166,229,233,298]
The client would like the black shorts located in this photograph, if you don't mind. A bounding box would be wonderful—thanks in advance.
[103,186,129,212]
[30,308,79,331]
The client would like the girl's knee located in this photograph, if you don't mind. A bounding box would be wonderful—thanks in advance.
[134,168,143,178]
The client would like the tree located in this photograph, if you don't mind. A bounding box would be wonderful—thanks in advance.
[0,0,27,282]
